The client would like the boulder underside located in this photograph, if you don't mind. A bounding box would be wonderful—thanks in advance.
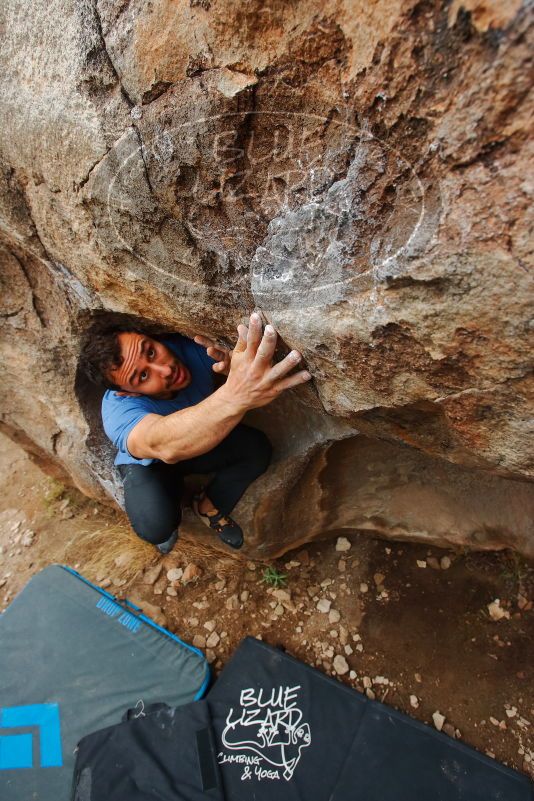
[1,0,533,556]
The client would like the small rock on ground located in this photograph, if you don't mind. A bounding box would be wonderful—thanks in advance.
[432,711,445,731]
[335,537,351,552]
[333,655,349,675]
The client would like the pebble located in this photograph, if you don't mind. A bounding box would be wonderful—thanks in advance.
[206,631,220,648]
[365,688,375,700]
[273,589,291,603]
[344,645,353,655]
[204,620,216,632]
[417,560,427,569]
[359,583,368,593]
[349,670,357,680]
[225,594,239,610]
[373,573,385,587]
[335,537,351,552]
[100,578,112,589]
[193,634,206,649]
[182,563,202,583]
[307,585,320,598]
[166,567,183,583]
[363,676,372,689]
[166,587,178,597]
[488,599,510,621]
[144,564,163,585]
[410,695,419,709]
[317,598,332,614]
[274,604,284,616]
[440,556,451,570]
[21,530,35,547]
[128,597,166,628]
[427,557,440,570]
[240,590,249,602]
[333,655,349,675]
[432,711,445,731]
[328,609,341,624]
[338,559,346,572]
[330,629,338,638]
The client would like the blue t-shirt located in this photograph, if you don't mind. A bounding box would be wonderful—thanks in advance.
[101,334,217,466]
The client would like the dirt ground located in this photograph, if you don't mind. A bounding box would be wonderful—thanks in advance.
[1,430,532,780]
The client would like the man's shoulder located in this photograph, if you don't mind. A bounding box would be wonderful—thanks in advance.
[101,390,152,419]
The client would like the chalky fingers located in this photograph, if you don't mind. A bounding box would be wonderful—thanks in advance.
[254,324,277,363]
[274,370,312,392]
[268,350,303,382]
[246,312,263,356]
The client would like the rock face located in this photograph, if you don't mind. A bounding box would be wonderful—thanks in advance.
[1,0,533,556]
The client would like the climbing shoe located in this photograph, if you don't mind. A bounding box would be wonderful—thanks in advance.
[192,493,244,549]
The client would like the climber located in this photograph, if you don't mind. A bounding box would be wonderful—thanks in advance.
[79,313,311,553]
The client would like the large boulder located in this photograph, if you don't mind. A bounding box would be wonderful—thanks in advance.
[1,0,533,556]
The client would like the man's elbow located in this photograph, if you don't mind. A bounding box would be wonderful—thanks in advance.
[156,440,190,464]
[158,448,181,465]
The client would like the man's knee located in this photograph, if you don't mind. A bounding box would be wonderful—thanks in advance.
[124,500,181,545]
[131,512,181,546]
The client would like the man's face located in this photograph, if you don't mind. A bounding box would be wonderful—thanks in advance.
[107,332,191,399]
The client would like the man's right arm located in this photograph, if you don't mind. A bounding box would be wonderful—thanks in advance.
[127,313,311,464]
[127,388,245,463]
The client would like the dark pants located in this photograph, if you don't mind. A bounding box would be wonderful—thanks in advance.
[117,424,272,545]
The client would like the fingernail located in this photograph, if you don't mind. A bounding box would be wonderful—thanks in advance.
[290,350,301,361]
[265,325,275,335]
[251,312,260,321]
[303,371,311,380]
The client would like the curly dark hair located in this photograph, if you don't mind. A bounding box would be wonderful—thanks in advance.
[78,323,147,390]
